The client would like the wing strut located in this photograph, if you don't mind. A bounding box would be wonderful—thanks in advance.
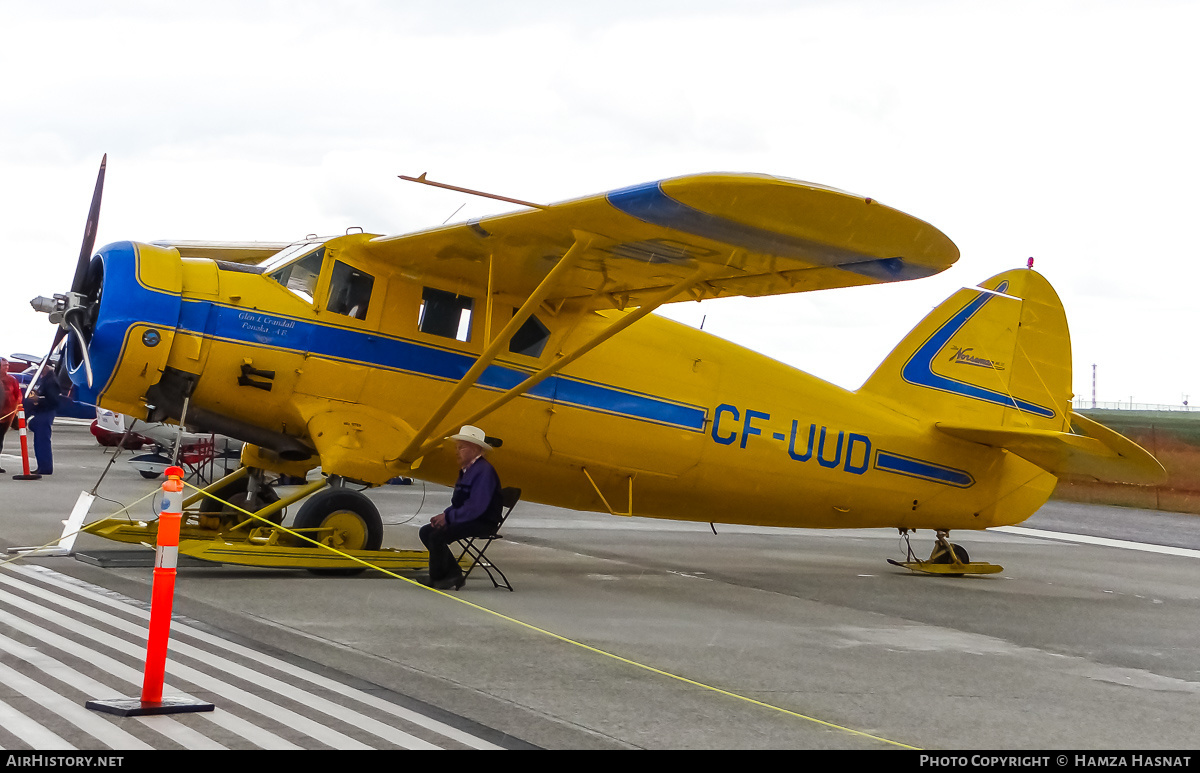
[402,267,710,465]
[393,232,595,464]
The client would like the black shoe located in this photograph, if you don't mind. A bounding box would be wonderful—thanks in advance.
[432,574,465,591]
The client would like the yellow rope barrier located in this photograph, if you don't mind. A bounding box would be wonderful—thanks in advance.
[178,481,922,749]
[0,488,161,569]
[2,478,921,749]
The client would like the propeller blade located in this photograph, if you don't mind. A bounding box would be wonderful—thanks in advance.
[70,154,107,294]
[26,330,67,400]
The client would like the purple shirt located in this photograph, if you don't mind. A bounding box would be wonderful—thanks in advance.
[444,455,502,527]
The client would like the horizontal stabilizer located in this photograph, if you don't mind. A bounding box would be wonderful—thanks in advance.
[936,411,1166,485]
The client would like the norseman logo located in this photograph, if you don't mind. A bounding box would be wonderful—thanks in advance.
[947,346,1005,371]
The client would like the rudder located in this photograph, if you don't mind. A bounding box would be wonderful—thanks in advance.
[859,268,1072,432]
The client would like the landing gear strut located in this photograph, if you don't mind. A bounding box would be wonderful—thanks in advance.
[197,469,282,531]
[888,529,1002,576]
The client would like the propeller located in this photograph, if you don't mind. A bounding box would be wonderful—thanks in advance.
[72,154,105,294]
[22,334,67,400]
[29,154,106,390]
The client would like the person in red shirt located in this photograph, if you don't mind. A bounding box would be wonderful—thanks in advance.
[0,358,23,474]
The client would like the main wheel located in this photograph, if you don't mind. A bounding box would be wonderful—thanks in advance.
[292,489,383,576]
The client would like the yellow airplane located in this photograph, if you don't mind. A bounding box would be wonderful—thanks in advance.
[34,157,1164,575]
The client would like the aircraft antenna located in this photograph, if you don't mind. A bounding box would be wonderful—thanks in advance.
[442,203,466,225]
[399,173,549,210]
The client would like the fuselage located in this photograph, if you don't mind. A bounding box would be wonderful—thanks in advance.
[72,238,1055,533]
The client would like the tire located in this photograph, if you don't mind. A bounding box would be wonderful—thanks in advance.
[292,489,383,576]
[199,474,282,524]
[138,470,161,479]
[931,542,970,576]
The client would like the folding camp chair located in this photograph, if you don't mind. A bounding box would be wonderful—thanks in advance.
[455,487,520,591]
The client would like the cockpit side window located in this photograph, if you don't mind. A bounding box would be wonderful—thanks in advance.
[269,247,325,303]
[419,287,474,342]
[327,260,374,320]
[509,311,550,358]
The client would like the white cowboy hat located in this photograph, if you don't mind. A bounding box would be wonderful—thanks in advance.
[447,425,493,451]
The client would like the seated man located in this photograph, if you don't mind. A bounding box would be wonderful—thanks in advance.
[419,425,502,590]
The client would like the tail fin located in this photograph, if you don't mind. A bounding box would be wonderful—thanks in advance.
[860,267,1071,431]
[860,268,1164,484]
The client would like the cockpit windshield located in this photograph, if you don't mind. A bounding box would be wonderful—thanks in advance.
[269,247,326,303]
[259,237,328,272]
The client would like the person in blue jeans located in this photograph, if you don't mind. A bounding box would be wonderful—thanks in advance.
[419,425,503,590]
[25,373,60,475]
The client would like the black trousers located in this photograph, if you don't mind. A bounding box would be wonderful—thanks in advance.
[419,520,497,581]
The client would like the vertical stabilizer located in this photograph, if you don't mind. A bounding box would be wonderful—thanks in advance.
[859,268,1073,432]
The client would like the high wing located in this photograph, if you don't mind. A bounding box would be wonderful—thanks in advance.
[359,172,959,311]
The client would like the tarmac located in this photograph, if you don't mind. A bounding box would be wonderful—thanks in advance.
[2,422,1200,750]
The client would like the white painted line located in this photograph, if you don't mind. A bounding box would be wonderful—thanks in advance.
[170,626,498,749]
[0,627,227,751]
[133,714,229,751]
[0,696,75,750]
[0,660,152,750]
[0,606,240,750]
[0,581,377,751]
[12,564,503,749]
[992,526,1200,559]
[0,591,297,749]
[0,569,441,749]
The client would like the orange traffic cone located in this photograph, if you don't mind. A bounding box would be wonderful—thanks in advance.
[12,402,40,480]
[87,467,215,716]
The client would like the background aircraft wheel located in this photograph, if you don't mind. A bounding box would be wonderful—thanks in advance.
[138,470,161,480]
[199,475,282,527]
[292,489,383,576]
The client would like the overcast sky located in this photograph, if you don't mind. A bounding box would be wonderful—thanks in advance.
[3,0,1196,406]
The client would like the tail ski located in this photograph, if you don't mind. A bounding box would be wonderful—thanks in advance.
[860,267,1165,485]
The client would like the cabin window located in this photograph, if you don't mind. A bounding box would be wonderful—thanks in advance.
[508,311,550,358]
[419,287,474,342]
[269,247,325,303]
[326,261,374,320]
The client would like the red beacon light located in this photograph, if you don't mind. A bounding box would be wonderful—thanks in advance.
[1027,257,1035,269]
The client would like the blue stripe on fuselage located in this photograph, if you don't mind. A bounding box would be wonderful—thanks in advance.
[179,300,706,431]
[875,451,975,488]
